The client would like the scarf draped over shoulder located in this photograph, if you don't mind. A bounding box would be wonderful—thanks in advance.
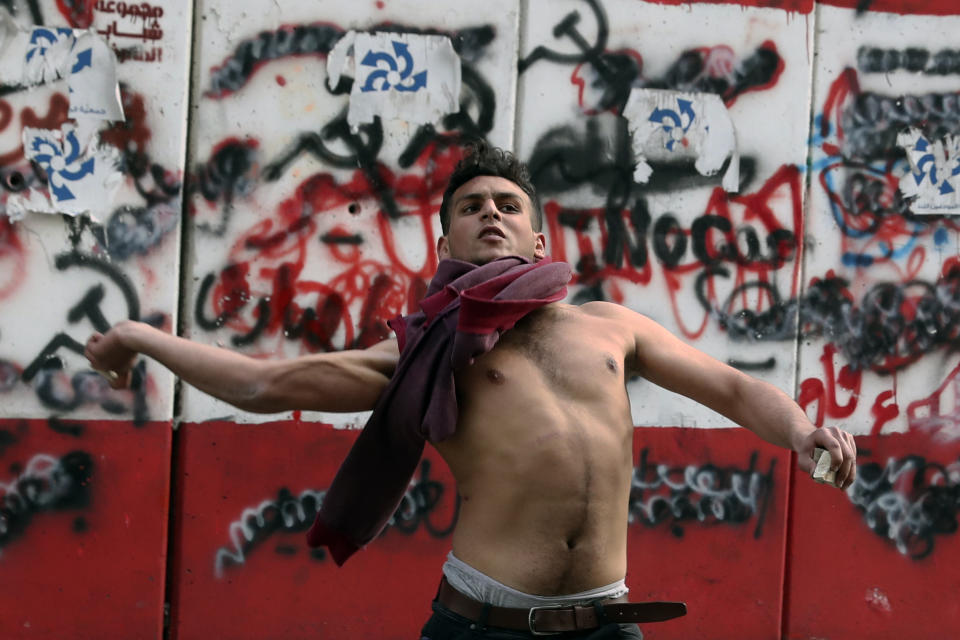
[306,256,572,565]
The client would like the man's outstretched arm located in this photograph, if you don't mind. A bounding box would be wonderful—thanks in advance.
[84,320,399,414]
[594,303,856,489]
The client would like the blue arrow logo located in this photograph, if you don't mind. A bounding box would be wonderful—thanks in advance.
[71,48,93,74]
[649,98,696,151]
[28,130,96,203]
[359,39,428,93]
[395,70,427,92]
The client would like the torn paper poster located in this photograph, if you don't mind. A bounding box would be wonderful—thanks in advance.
[5,188,55,222]
[622,88,740,192]
[24,26,75,85]
[19,124,122,218]
[897,128,960,215]
[21,26,123,122]
[68,32,124,121]
[327,31,461,128]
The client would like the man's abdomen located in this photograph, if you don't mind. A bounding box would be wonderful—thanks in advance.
[437,345,635,596]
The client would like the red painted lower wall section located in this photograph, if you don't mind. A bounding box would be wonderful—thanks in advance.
[168,422,790,639]
[624,428,790,640]
[168,420,458,640]
[5,418,955,638]
[785,431,960,640]
[0,418,172,640]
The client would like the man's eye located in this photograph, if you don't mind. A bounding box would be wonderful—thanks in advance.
[501,203,519,212]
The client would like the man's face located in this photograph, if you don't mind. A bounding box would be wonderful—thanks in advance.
[437,175,546,265]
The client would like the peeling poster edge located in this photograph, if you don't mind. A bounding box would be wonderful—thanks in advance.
[897,127,960,216]
[623,88,740,193]
[327,31,461,128]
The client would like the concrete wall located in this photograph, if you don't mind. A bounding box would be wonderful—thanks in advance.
[1,0,959,638]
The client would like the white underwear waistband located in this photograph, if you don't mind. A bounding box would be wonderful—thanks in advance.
[441,551,629,609]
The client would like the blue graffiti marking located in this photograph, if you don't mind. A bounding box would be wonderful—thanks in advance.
[360,40,428,93]
[649,98,695,151]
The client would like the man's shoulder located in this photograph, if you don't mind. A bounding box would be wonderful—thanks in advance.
[573,300,634,320]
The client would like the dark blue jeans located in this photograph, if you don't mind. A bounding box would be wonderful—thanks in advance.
[419,601,644,639]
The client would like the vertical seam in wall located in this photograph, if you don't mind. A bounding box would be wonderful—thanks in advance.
[164,0,200,635]
[782,5,821,639]
[511,0,529,152]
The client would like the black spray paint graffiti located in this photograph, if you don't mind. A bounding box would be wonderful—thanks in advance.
[20,250,163,423]
[526,116,766,303]
[206,23,345,98]
[0,358,18,392]
[198,22,497,229]
[848,455,960,560]
[259,25,495,221]
[0,421,27,457]
[842,92,960,161]
[518,0,782,112]
[104,203,180,260]
[0,450,93,553]
[0,0,43,26]
[705,267,960,374]
[858,47,960,76]
[213,459,458,575]
[629,449,776,539]
[216,450,779,574]
[192,139,260,236]
[214,486,326,576]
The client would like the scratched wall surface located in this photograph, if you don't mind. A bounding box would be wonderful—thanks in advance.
[0,0,189,638]
[3,0,960,639]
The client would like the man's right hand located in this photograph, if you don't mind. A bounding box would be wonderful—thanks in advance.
[84,322,138,389]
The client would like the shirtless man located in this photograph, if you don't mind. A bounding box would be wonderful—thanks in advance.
[85,144,856,639]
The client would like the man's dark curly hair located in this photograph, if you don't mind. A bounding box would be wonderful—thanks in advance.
[438,140,543,234]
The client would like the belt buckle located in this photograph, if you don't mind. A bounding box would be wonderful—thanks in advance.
[528,603,566,636]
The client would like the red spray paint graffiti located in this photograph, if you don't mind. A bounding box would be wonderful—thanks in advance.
[196,142,462,352]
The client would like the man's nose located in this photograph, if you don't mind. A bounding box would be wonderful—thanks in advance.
[480,199,501,219]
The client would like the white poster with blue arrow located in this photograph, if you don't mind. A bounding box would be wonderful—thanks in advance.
[327,31,461,128]
[13,124,122,219]
[897,128,960,215]
[622,88,740,193]
[24,27,124,123]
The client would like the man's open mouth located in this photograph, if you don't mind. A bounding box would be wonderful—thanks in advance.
[479,227,505,239]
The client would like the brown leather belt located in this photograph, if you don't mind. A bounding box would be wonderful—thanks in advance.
[436,577,686,635]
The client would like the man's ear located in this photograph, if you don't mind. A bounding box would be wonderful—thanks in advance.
[437,235,450,260]
[533,232,546,261]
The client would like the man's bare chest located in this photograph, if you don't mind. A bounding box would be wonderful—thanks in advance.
[483,305,629,396]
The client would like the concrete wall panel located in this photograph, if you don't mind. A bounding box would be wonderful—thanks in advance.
[0,418,171,639]
[517,0,814,428]
[0,0,191,422]
[180,0,520,425]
